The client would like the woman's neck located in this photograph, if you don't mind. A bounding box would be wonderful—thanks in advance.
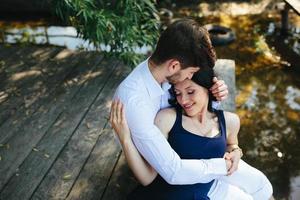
[190,108,213,124]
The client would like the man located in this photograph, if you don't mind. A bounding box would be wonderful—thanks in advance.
[111,19,232,184]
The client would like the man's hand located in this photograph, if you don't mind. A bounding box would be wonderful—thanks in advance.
[109,99,131,143]
[224,150,241,175]
[210,77,228,101]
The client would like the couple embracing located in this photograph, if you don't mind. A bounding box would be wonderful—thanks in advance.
[110,19,273,200]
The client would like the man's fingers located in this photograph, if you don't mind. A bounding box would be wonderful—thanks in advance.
[212,77,218,83]
[211,84,227,94]
[215,90,228,101]
[210,79,224,91]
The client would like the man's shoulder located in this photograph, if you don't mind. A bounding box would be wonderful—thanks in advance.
[114,60,148,101]
[118,61,146,90]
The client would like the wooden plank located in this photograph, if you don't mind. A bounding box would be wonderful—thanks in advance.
[0,46,61,101]
[31,63,128,199]
[101,153,139,200]
[0,52,103,191]
[285,0,300,15]
[214,59,236,112]
[0,45,24,65]
[0,59,118,199]
[0,45,39,82]
[65,64,132,200]
[0,50,93,144]
[0,45,56,89]
[65,125,122,200]
[0,47,63,125]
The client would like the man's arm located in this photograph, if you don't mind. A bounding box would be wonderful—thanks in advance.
[120,96,228,185]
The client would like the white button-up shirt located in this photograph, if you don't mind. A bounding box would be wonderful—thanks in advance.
[114,59,227,184]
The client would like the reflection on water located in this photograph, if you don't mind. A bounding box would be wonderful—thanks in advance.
[200,12,300,199]
[165,6,300,198]
[0,25,150,54]
[237,68,300,199]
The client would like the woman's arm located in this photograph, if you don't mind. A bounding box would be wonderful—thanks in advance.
[224,111,243,175]
[110,101,177,185]
[110,100,157,186]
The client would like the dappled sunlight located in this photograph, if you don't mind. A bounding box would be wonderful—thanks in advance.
[0,91,8,103]
[10,69,41,81]
[286,110,299,121]
[105,99,112,110]
[285,86,300,110]
[79,71,103,84]
[54,49,74,60]
[176,0,272,17]
[63,68,104,87]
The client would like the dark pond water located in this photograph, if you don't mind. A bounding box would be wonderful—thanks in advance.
[1,8,300,200]
[194,12,300,200]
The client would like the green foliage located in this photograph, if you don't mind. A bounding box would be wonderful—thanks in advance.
[52,0,159,67]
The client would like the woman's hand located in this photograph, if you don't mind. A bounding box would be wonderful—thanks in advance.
[109,99,131,144]
[210,77,228,101]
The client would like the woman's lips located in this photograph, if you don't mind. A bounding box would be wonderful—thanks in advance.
[183,103,194,111]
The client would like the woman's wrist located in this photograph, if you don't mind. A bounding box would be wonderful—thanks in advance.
[120,135,133,147]
[227,144,243,158]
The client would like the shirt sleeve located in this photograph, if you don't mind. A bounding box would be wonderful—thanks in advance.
[122,95,227,185]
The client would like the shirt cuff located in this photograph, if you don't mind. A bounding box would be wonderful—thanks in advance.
[207,158,227,176]
[212,101,220,109]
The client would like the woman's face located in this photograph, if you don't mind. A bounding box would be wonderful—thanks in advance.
[174,79,209,117]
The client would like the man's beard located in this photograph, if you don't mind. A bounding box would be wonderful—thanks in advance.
[166,73,180,84]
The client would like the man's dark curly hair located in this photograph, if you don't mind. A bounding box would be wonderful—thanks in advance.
[150,18,217,69]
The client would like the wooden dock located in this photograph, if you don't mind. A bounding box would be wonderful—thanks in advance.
[0,44,235,200]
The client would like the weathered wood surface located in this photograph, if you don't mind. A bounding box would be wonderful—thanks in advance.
[285,0,300,15]
[0,44,236,200]
[281,0,300,34]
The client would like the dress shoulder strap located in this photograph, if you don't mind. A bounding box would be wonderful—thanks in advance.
[169,106,183,134]
[214,109,227,139]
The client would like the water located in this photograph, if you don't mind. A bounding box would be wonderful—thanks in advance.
[1,10,300,199]
[0,24,150,54]
[195,13,300,199]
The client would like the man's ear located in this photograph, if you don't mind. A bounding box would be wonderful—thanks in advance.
[167,59,181,73]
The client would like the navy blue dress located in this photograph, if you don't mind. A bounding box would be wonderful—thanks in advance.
[127,108,227,200]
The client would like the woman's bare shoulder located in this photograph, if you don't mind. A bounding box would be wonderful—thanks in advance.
[154,108,177,138]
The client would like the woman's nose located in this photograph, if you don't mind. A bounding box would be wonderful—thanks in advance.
[180,94,189,104]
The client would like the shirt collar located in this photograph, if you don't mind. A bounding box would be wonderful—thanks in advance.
[140,59,165,99]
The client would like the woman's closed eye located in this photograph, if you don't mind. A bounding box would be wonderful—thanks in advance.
[187,90,195,95]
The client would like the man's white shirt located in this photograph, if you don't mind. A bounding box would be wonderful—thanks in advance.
[114,59,227,184]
